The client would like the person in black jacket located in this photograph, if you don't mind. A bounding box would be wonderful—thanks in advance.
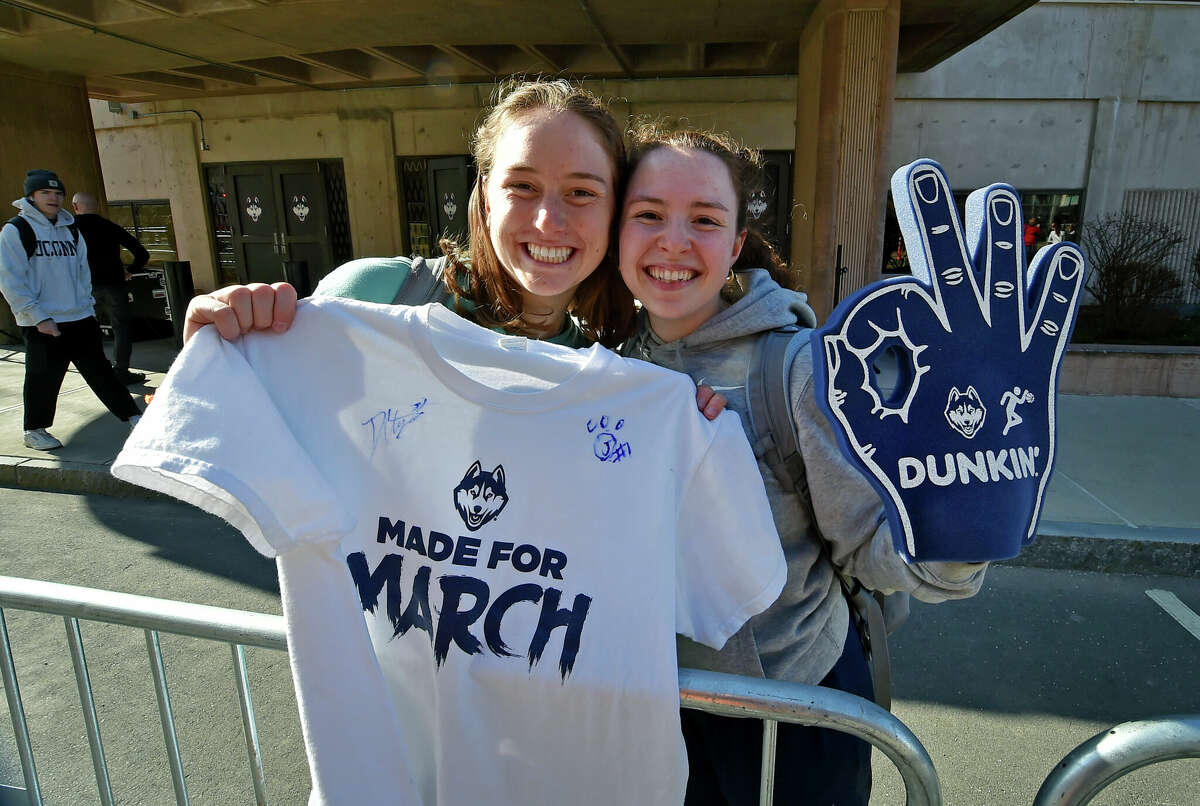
[71,192,149,384]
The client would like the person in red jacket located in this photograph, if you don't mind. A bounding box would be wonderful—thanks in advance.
[1023,216,1041,263]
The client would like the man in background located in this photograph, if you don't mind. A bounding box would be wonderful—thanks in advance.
[71,191,149,384]
[0,170,141,450]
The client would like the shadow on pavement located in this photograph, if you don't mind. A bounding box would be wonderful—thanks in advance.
[82,493,279,595]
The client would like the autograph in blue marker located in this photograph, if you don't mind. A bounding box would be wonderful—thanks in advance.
[587,414,631,464]
[363,398,428,458]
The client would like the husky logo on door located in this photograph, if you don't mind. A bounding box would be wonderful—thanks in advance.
[747,189,769,221]
[244,196,264,223]
[443,192,458,222]
[291,194,310,223]
[453,461,508,531]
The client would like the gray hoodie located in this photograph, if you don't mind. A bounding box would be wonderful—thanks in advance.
[624,269,986,684]
[0,197,94,327]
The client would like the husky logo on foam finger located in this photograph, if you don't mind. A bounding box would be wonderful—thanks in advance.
[812,158,1087,563]
[944,386,986,438]
[443,192,458,222]
[453,460,509,531]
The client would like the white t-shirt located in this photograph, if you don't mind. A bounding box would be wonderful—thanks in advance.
[113,299,786,806]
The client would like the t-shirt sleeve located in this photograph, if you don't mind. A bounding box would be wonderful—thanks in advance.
[675,412,786,649]
[313,256,412,303]
[111,327,355,558]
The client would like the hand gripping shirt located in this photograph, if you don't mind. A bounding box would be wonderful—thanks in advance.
[113,298,786,806]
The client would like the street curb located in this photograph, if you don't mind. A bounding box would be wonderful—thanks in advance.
[1000,530,1199,579]
[0,456,165,500]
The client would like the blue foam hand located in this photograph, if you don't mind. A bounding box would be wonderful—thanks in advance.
[812,159,1086,563]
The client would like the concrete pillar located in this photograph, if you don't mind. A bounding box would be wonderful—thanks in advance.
[0,61,106,343]
[1081,9,1151,223]
[790,0,900,323]
[344,115,401,257]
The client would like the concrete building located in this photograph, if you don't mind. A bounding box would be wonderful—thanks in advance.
[889,0,1200,307]
[4,0,1196,336]
[0,0,1040,338]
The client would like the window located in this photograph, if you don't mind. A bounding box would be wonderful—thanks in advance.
[881,189,1085,275]
[106,201,178,266]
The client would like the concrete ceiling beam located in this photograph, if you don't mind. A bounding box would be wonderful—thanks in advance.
[361,46,424,78]
[434,44,494,76]
[519,44,562,73]
[169,63,258,86]
[295,49,374,81]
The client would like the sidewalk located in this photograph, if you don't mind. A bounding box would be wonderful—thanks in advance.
[1,336,1197,577]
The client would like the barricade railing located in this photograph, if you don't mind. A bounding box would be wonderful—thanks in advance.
[0,574,939,806]
[1033,715,1200,806]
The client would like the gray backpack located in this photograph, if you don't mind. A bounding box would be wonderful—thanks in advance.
[390,255,453,306]
[748,326,909,710]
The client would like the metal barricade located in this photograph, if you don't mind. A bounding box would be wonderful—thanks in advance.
[1033,716,1200,806]
[1,575,941,806]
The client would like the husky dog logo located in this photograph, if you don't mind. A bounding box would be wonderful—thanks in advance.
[291,194,310,222]
[944,386,987,439]
[453,461,508,531]
[746,189,769,220]
[245,196,263,223]
[443,192,458,221]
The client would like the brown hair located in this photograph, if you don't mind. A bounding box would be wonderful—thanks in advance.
[440,79,634,347]
[626,122,794,292]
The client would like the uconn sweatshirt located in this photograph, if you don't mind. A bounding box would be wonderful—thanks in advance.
[0,197,94,327]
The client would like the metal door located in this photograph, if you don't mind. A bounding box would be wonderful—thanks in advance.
[226,164,280,284]
[208,161,338,287]
[428,157,471,245]
[277,163,335,288]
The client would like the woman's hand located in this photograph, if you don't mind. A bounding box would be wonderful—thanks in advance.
[183,282,298,344]
[696,385,727,421]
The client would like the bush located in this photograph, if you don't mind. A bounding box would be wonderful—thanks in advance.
[1082,213,1184,339]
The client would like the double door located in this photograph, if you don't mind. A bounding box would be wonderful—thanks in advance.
[209,161,338,291]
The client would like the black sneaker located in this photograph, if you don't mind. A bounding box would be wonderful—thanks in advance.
[117,369,146,384]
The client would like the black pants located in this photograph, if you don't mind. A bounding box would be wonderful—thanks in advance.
[22,317,141,430]
[681,616,874,806]
[93,283,133,371]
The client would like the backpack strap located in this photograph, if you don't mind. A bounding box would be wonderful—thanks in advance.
[4,216,78,260]
[749,326,808,497]
[5,216,36,259]
[748,324,896,710]
[391,255,449,306]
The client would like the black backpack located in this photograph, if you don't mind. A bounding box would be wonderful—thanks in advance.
[4,215,78,259]
[748,326,908,710]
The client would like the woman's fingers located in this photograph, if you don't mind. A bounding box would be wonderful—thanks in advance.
[696,385,728,421]
[182,282,299,344]
[267,282,298,332]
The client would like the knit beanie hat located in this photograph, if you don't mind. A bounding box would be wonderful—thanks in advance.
[24,169,65,196]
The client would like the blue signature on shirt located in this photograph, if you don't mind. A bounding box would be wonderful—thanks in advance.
[363,398,428,457]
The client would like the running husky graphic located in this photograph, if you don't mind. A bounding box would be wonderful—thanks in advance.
[453,461,508,531]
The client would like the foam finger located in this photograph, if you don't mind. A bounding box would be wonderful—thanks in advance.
[964,185,1024,333]
[1024,244,1086,360]
[892,159,982,323]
